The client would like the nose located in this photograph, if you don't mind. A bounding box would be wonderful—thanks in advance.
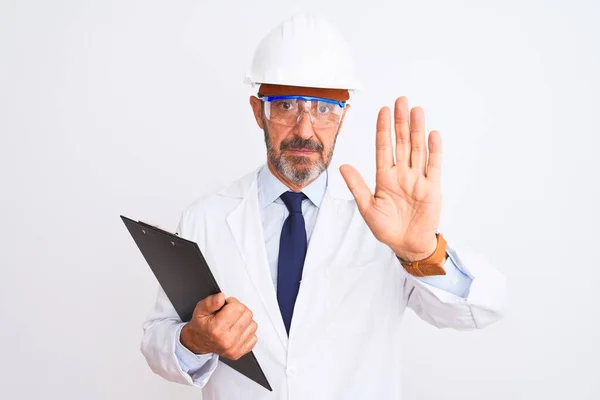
[295,111,315,139]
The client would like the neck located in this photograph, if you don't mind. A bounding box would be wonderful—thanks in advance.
[267,162,319,192]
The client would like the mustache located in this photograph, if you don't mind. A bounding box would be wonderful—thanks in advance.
[280,137,324,152]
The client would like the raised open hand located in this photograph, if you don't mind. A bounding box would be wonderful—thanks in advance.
[340,97,442,262]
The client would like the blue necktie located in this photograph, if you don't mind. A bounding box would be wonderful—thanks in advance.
[277,191,308,335]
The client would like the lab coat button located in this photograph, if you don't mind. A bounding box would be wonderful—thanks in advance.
[286,367,296,375]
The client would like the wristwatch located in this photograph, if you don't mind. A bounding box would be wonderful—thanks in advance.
[398,233,448,277]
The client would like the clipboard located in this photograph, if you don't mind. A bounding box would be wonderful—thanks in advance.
[121,215,272,391]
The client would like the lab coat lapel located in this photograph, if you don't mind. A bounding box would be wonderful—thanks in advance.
[225,174,289,351]
[302,165,355,277]
[289,167,353,337]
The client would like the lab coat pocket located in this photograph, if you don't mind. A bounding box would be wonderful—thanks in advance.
[325,260,387,336]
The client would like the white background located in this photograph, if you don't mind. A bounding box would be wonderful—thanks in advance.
[1,0,599,399]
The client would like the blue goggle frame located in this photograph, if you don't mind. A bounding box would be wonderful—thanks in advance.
[260,95,346,108]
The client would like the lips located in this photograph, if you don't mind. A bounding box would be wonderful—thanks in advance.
[286,149,316,155]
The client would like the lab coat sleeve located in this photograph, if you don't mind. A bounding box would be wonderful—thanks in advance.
[140,286,219,387]
[414,254,472,298]
[402,241,508,330]
[174,323,220,384]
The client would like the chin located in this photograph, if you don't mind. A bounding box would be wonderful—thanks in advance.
[278,156,323,184]
[285,154,314,165]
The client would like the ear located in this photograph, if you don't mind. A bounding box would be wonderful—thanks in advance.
[249,96,264,129]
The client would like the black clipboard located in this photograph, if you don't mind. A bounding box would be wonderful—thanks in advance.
[121,215,272,391]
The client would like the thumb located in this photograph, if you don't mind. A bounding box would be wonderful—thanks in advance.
[196,292,225,316]
[339,165,372,216]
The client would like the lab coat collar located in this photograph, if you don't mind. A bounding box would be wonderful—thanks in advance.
[219,163,354,202]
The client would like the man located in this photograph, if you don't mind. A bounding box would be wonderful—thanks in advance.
[141,14,507,399]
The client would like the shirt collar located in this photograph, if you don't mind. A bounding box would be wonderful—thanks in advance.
[258,163,328,209]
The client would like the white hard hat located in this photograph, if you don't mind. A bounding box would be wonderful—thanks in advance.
[244,14,362,91]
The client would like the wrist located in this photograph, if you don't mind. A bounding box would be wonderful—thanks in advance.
[393,235,438,263]
[180,323,203,354]
[396,233,448,277]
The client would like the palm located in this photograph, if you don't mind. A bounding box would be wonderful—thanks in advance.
[340,97,443,260]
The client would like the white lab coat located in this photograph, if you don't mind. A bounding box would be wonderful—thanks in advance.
[141,166,507,400]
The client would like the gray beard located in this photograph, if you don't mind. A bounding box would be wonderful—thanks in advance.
[263,119,338,186]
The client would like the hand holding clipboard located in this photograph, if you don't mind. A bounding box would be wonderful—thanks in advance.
[179,293,259,364]
[121,216,272,391]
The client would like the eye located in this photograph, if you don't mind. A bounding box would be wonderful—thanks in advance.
[317,102,333,114]
[276,100,296,111]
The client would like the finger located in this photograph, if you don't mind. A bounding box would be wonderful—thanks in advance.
[230,334,258,360]
[376,106,394,172]
[426,130,442,181]
[242,334,258,354]
[409,106,427,173]
[339,165,373,216]
[194,292,225,317]
[232,321,258,355]
[213,301,247,331]
[228,308,254,338]
[394,97,411,168]
[237,319,258,345]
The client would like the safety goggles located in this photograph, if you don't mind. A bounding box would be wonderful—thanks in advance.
[260,95,346,129]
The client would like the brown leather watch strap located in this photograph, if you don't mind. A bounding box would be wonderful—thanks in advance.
[399,233,448,277]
